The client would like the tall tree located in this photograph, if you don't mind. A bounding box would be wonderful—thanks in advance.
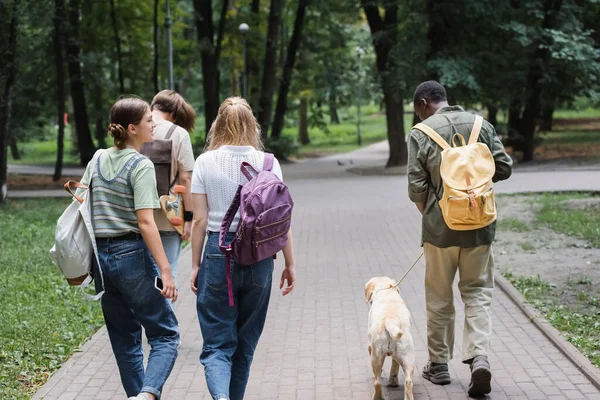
[109,0,124,93]
[0,0,20,204]
[54,0,66,181]
[66,0,95,165]
[518,0,564,162]
[257,0,284,139]
[153,0,160,94]
[194,0,229,138]
[361,0,408,167]
[270,0,309,139]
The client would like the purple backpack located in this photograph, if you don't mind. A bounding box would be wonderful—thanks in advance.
[219,153,293,306]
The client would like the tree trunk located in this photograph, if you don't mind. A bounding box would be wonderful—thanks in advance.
[9,136,20,160]
[53,0,66,181]
[270,0,309,140]
[298,96,310,145]
[329,87,340,124]
[194,0,227,139]
[153,0,159,93]
[382,80,407,167]
[487,104,498,127]
[66,0,95,165]
[540,98,555,131]
[508,99,521,135]
[0,0,20,203]
[361,0,407,167]
[257,0,284,139]
[248,0,261,108]
[109,0,124,93]
[518,0,563,162]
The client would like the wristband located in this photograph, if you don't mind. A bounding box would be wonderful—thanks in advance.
[184,211,194,222]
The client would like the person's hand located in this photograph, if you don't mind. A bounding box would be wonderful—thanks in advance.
[161,272,178,303]
[190,266,199,295]
[181,221,192,241]
[280,265,295,296]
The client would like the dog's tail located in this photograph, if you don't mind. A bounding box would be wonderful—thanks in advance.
[385,318,403,341]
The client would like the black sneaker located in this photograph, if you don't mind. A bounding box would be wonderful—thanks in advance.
[422,361,451,385]
[468,355,492,396]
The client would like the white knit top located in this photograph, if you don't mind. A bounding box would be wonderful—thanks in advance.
[191,146,283,233]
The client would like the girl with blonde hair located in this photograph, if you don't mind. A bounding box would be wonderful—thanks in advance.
[190,97,296,400]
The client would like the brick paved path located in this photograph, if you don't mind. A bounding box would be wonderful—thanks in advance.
[33,145,600,399]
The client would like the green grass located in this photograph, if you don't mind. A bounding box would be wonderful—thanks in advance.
[497,218,530,232]
[553,107,600,119]
[536,192,600,248]
[503,272,600,368]
[281,105,415,154]
[539,130,600,145]
[7,140,82,166]
[0,199,103,399]
[520,242,536,252]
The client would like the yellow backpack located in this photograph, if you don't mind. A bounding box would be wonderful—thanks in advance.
[414,116,497,231]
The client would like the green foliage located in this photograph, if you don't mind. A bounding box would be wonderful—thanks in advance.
[497,218,531,232]
[0,199,103,399]
[504,273,600,368]
[536,192,600,248]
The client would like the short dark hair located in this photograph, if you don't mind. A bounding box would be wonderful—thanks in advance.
[413,80,447,104]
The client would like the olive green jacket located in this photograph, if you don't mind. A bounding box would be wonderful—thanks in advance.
[407,106,513,248]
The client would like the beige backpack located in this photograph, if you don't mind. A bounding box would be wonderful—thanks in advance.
[414,116,497,231]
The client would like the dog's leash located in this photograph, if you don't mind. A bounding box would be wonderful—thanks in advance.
[379,252,424,295]
[392,251,424,288]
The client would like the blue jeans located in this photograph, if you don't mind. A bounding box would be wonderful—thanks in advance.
[93,237,179,399]
[160,231,182,310]
[196,232,274,400]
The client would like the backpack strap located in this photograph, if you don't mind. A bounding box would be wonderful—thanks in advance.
[263,153,274,171]
[219,185,243,307]
[468,115,484,145]
[165,123,177,139]
[413,123,451,150]
[240,162,258,181]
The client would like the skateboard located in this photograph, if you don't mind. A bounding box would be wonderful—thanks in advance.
[160,185,186,235]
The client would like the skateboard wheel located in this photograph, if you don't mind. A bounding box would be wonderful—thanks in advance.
[173,185,186,194]
[170,217,183,226]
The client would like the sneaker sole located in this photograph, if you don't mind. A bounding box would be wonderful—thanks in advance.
[422,371,451,385]
[468,367,492,396]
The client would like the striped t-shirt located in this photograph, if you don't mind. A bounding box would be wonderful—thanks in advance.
[79,148,160,238]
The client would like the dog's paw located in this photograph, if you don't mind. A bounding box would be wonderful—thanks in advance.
[372,396,385,400]
[387,375,400,387]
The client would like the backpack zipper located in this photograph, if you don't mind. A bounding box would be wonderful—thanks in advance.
[254,229,288,246]
[255,215,291,233]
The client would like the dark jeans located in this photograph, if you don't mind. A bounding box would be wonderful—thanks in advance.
[94,237,179,399]
[196,232,274,400]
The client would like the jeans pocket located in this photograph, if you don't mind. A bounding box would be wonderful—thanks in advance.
[204,254,228,291]
[251,260,274,288]
[115,248,146,284]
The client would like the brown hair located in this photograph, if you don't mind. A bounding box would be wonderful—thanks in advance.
[151,90,197,132]
[205,97,263,151]
[108,97,150,149]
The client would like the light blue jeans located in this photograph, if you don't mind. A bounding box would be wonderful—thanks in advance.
[196,232,274,400]
[93,236,179,399]
[160,231,182,310]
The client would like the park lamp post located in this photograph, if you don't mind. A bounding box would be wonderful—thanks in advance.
[356,46,366,146]
[166,0,174,90]
[239,23,249,98]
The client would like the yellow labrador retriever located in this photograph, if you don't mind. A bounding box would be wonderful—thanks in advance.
[365,277,415,400]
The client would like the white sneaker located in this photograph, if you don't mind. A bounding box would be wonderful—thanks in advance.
[128,394,150,400]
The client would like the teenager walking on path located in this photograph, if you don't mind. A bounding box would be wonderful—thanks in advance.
[148,90,196,299]
[78,97,179,400]
[190,97,296,400]
[408,81,513,396]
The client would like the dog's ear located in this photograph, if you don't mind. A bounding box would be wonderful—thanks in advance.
[365,280,375,303]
